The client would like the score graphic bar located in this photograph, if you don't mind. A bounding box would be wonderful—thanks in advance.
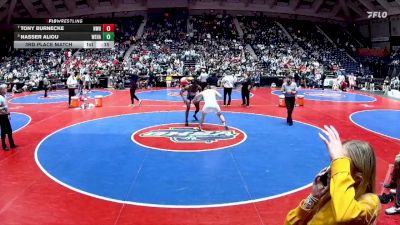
[14,41,114,49]
[14,23,115,49]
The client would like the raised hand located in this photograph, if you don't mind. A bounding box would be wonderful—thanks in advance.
[318,125,347,161]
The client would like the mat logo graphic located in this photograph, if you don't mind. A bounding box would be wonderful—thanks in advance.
[140,127,238,143]
[304,92,344,98]
[38,94,69,99]
[167,92,181,97]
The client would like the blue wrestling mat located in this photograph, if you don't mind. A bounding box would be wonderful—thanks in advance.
[136,89,253,102]
[272,89,376,102]
[36,111,329,207]
[351,110,400,140]
[0,112,31,133]
[10,90,112,104]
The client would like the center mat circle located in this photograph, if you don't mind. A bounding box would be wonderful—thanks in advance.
[132,123,247,152]
[10,90,112,104]
[272,89,375,102]
[36,111,329,207]
[136,89,253,102]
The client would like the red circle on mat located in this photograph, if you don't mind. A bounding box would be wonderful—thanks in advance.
[132,123,246,152]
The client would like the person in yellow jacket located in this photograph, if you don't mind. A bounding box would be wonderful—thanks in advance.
[285,125,380,225]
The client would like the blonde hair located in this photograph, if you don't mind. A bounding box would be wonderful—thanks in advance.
[0,84,7,91]
[343,140,377,196]
[310,140,379,224]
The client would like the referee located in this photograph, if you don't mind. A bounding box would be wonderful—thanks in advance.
[67,72,77,107]
[0,84,17,150]
[281,75,298,126]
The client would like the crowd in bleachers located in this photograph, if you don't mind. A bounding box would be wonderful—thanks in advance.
[0,49,65,92]
[240,16,336,88]
[124,14,257,88]
[390,49,400,65]
[319,23,361,54]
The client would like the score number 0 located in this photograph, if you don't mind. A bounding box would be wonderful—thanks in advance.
[102,24,115,32]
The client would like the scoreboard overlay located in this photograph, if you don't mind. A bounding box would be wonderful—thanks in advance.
[14,19,115,49]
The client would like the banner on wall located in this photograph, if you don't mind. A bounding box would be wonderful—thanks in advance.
[357,48,390,57]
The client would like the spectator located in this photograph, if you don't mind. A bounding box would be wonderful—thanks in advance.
[383,76,390,95]
[285,125,380,225]
[381,154,400,215]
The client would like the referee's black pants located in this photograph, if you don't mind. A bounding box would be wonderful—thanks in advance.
[0,114,15,148]
[223,88,232,105]
[285,96,296,124]
[68,88,75,106]
[241,88,250,106]
[44,87,48,97]
[130,85,139,104]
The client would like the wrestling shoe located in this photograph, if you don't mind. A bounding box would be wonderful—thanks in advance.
[185,121,189,126]
[193,114,198,121]
[224,125,229,131]
[384,182,397,189]
[379,193,394,204]
[138,100,143,106]
[385,206,400,215]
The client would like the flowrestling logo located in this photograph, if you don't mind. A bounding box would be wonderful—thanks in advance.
[367,11,388,19]
[132,124,246,152]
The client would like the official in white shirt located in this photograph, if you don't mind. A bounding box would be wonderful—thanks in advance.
[0,84,17,150]
[220,71,237,106]
[198,68,209,90]
[67,72,77,107]
[281,75,298,126]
